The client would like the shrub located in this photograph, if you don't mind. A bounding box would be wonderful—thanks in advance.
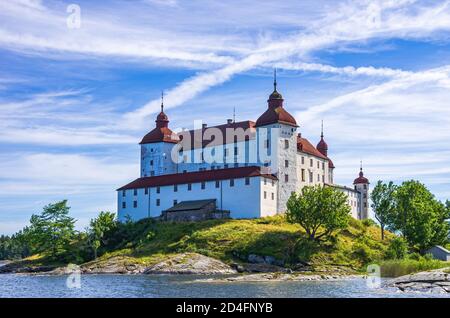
[380,258,449,277]
[385,237,408,260]
[362,219,378,228]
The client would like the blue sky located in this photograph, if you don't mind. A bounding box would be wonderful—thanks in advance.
[1,0,450,234]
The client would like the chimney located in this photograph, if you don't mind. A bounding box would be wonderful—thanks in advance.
[227,119,233,125]
[297,133,302,138]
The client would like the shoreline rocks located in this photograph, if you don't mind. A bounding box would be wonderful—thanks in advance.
[143,253,236,275]
[384,267,450,294]
[195,272,363,283]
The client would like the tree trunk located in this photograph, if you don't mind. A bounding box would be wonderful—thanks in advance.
[381,225,385,241]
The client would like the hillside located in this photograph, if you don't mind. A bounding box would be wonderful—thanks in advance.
[81,216,394,274]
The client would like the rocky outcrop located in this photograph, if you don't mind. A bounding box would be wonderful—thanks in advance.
[80,256,146,274]
[0,260,57,274]
[143,253,236,275]
[385,267,450,294]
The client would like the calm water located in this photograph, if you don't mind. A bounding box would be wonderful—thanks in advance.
[0,273,449,298]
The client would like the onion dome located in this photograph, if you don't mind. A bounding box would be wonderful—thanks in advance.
[255,69,297,128]
[316,121,328,157]
[140,92,179,145]
[353,167,369,184]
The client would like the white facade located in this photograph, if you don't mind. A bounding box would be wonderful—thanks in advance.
[118,175,278,222]
[117,80,370,222]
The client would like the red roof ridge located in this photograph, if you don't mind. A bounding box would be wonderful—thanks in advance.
[117,166,277,190]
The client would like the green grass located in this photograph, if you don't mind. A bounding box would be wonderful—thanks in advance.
[379,258,450,277]
[95,215,394,271]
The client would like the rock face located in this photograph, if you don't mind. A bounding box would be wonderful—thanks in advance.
[385,267,450,294]
[80,256,146,274]
[143,253,236,275]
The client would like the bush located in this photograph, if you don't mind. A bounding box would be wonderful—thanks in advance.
[362,219,378,228]
[352,242,378,264]
[385,237,408,260]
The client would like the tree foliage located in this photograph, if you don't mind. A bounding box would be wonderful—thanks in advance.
[371,180,397,240]
[28,200,76,259]
[87,211,117,259]
[391,181,450,252]
[286,185,351,241]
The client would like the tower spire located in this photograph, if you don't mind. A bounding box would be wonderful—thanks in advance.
[233,106,236,123]
[161,91,164,113]
[274,68,277,91]
[321,120,324,138]
[360,160,363,171]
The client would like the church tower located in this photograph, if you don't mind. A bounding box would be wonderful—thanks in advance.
[255,70,298,213]
[353,163,370,219]
[139,93,179,177]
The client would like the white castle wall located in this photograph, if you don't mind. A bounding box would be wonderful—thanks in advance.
[117,176,278,222]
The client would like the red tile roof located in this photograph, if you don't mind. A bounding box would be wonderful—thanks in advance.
[297,136,328,160]
[353,169,369,184]
[117,166,277,190]
[179,120,256,150]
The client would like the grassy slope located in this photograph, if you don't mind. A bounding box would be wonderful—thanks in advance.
[95,216,395,272]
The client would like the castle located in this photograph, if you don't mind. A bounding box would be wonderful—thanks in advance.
[117,74,370,222]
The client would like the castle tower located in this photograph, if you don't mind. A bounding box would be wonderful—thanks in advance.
[353,163,370,220]
[255,70,298,213]
[139,92,179,177]
[316,121,334,184]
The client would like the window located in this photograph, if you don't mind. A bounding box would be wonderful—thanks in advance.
[201,182,206,190]
[272,179,275,186]
[122,202,126,209]
[188,183,192,191]
[271,193,274,200]
[317,161,320,169]
[309,171,313,183]
[363,193,367,199]
[174,200,178,206]
[174,185,178,192]
[133,189,137,196]
[285,160,289,168]
[264,178,267,185]
[156,187,160,194]
[156,199,160,206]
[224,164,229,169]
[150,160,154,166]
[183,170,187,173]
[234,163,239,168]
[285,174,289,182]
[215,180,220,188]
[265,139,270,149]
[224,148,229,156]
[230,179,235,187]
[317,174,320,182]
[264,191,267,199]
[150,171,155,176]
[234,147,238,155]
[284,140,289,149]
[245,177,250,185]
[301,156,305,165]
[322,162,325,170]
[310,159,313,167]
[322,175,325,183]
[301,169,306,182]
[122,190,126,197]
[145,188,148,195]
[133,201,137,208]
[363,185,367,190]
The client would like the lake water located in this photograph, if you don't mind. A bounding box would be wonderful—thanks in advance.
[0,272,449,298]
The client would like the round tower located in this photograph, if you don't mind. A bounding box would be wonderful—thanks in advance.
[139,92,179,177]
[353,163,370,220]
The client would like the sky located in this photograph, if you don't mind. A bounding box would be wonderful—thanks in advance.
[1,0,450,234]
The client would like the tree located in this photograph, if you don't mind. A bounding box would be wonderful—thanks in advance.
[88,212,117,259]
[371,180,397,240]
[28,200,76,259]
[286,185,351,241]
[392,181,450,252]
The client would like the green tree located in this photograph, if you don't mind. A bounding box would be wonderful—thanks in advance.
[371,180,397,240]
[88,211,117,259]
[29,200,76,259]
[392,181,450,252]
[286,185,351,241]
[385,237,408,259]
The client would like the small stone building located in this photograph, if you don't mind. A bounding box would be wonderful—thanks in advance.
[161,199,230,222]
[426,246,450,262]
